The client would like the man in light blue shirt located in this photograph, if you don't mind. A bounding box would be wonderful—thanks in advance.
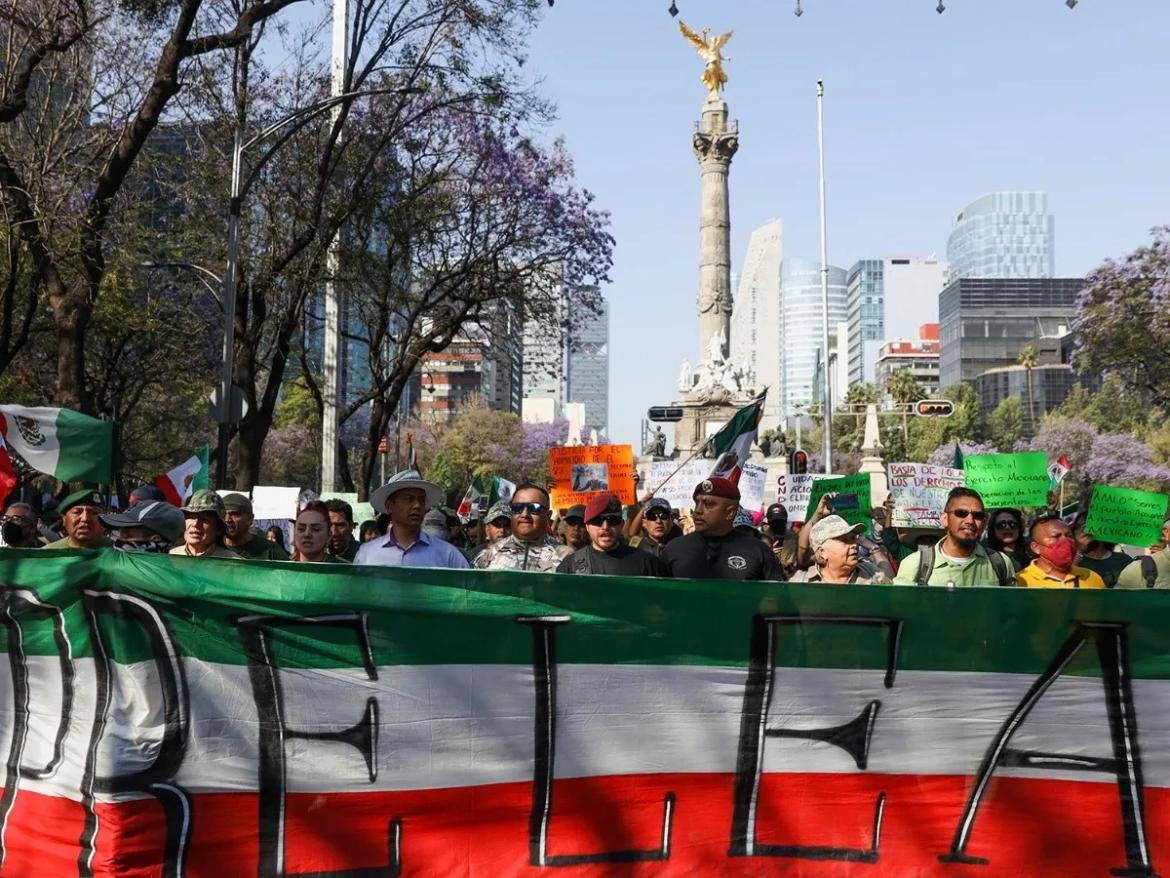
[354,470,469,569]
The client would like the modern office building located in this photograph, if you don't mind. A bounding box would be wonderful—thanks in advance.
[779,257,848,418]
[845,256,946,388]
[938,278,1082,387]
[974,364,1079,434]
[875,324,941,397]
[567,294,609,437]
[946,192,1054,283]
[729,219,783,428]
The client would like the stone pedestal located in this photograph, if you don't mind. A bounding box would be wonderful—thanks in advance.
[857,403,888,506]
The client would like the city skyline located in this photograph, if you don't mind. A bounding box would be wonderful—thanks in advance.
[524,0,1170,447]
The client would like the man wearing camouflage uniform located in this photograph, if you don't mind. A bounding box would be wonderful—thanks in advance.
[473,483,571,572]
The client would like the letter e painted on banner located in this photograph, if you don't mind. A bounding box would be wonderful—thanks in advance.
[730,614,903,862]
[237,612,400,877]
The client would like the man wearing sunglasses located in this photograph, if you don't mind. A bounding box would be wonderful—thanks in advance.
[556,494,667,576]
[626,497,681,558]
[660,478,783,581]
[473,483,571,571]
[893,486,1014,587]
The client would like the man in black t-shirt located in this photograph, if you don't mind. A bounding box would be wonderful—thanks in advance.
[660,477,782,581]
[556,493,667,577]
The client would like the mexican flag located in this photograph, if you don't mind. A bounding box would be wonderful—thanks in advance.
[708,391,766,484]
[154,445,209,506]
[0,432,17,501]
[488,474,516,507]
[3,553,1169,876]
[0,404,115,483]
[1048,453,1072,487]
[457,476,486,521]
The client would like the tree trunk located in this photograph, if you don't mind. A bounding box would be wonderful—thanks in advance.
[52,296,91,411]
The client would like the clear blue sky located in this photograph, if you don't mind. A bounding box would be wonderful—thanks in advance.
[522,0,1170,447]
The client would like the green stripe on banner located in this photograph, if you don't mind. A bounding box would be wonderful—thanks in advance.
[2,548,1170,679]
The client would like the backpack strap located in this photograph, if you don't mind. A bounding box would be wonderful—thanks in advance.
[915,544,935,586]
[987,550,1011,587]
[1141,555,1158,589]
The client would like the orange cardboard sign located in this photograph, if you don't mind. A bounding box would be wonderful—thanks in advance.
[548,444,636,510]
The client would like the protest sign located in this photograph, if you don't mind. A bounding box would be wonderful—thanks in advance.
[738,461,768,518]
[775,473,835,519]
[962,452,1050,508]
[647,459,710,510]
[804,472,873,528]
[887,463,965,527]
[250,484,303,519]
[5,551,1170,876]
[1085,484,1169,547]
[549,444,636,508]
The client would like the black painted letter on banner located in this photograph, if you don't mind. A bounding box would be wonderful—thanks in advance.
[237,612,401,878]
[729,614,903,862]
[515,615,675,867]
[939,621,1158,877]
[80,590,192,878]
[0,588,75,872]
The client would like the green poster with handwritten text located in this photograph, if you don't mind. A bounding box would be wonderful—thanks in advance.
[962,452,1050,508]
[1085,484,1168,547]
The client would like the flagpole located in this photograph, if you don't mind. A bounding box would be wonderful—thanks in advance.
[647,437,715,497]
[816,79,833,475]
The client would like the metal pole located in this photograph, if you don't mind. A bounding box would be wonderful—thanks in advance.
[320,0,348,493]
[217,126,243,489]
[794,412,802,455]
[816,79,833,475]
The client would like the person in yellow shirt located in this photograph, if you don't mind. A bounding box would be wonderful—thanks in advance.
[1016,515,1106,589]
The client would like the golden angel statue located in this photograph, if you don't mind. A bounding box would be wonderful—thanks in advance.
[678,21,732,97]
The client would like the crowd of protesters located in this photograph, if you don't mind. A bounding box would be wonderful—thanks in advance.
[6,466,1170,589]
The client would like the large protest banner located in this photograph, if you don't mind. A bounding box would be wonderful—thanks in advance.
[962,451,1050,508]
[2,550,1170,877]
[1085,484,1169,547]
[887,462,965,527]
[549,444,636,508]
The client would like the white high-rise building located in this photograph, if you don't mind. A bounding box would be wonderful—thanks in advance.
[780,257,848,419]
[729,219,783,429]
[845,255,946,387]
[946,192,1054,283]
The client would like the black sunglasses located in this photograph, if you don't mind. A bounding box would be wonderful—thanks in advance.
[588,514,623,528]
[949,508,988,521]
[510,502,548,515]
[644,510,671,521]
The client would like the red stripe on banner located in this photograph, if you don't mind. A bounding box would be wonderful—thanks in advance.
[3,773,1168,876]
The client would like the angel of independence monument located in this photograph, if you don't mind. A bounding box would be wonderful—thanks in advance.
[671,23,759,457]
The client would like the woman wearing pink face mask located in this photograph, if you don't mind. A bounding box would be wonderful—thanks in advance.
[1015,514,1105,588]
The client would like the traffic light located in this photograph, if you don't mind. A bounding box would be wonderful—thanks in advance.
[914,399,955,418]
[647,406,685,423]
[790,448,808,474]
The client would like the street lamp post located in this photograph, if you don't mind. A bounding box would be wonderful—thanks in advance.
[215,85,420,489]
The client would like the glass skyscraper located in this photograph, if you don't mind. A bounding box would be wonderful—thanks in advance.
[946,192,1054,283]
[845,259,884,387]
[780,257,848,418]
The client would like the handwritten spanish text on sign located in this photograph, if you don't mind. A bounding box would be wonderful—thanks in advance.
[775,473,835,520]
[1085,485,1169,548]
[962,452,1050,508]
[549,445,636,509]
[888,463,965,527]
[737,462,769,519]
[646,460,710,510]
[804,472,873,529]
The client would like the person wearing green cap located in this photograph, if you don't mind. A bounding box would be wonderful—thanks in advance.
[44,489,112,549]
[169,489,241,559]
[222,493,288,560]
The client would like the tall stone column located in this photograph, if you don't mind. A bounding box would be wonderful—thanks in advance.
[692,95,739,363]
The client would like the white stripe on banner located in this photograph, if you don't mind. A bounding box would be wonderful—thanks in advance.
[2,657,1169,803]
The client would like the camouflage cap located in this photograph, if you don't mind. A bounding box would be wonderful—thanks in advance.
[485,501,512,525]
[180,489,226,522]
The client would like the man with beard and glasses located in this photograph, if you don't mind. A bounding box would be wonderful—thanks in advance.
[1016,514,1105,589]
[659,478,782,581]
[474,484,571,572]
[893,486,1014,587]
[556,494,667,576]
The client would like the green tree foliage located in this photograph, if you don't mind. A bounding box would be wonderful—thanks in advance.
[1050,377,1159,439]
[426,404,556,501]
[988,396,1024,452]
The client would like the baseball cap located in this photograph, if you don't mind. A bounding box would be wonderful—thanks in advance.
[765,503,788,523]
[485,502,512,525]
[808,514,866,549]
[422,508,448,540]
[733,508,759,532]
[644,497,672,515]
[128,484,166,504]
[564,504,587,523]
[100,501,185,545]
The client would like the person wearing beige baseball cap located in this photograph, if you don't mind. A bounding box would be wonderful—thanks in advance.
[793,514,889,584]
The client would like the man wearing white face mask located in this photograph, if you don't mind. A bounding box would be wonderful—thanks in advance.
[1016,514,1105,589]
